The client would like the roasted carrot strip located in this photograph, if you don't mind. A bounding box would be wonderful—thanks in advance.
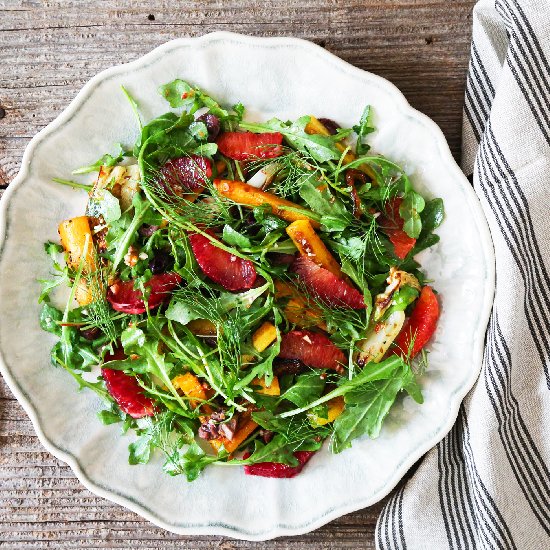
[209,416,258,454]
[172,372,207,409]
[58,216,96,270]
[252,322,278,352]
[252,376,281,396]
[286,219,343,278]
[213,179,320,228]
[74,281,94,306]
[274,280,328,331]
[187,319,218,336]
[58,216,97,306]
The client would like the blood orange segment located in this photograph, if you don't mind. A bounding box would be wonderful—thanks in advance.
[217,131,284,161]
[189,231,257,291]
[158,155,212,196]
[378,197,416,260]
[291,257,365,309]
[107,272,182,314]
[102,367,155,419]
[279,329,346,371]
[243,451,315,478]
[391,286,440,358]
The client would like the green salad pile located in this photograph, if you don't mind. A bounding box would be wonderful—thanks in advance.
[39,79,444,480]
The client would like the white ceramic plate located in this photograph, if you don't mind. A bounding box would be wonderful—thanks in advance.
[0,32,494,540]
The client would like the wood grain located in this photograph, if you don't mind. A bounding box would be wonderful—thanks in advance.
[0,1,474,547]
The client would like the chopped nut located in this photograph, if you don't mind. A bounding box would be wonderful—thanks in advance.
[124,245,140,267]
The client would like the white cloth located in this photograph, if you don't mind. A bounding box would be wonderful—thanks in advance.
[376,1,550,548]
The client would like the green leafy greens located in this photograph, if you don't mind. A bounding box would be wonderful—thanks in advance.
[40,77,444,481]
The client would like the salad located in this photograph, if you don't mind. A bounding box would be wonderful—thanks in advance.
[39,79,443,481]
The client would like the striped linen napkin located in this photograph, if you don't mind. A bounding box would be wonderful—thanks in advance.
[376,1,550,548]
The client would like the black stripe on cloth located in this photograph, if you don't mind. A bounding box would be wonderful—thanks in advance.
[484,311,550,533]
[477,150,550,389]
[495,0,550,143]
[397,488,406,548]
[500,0,550,100]
[495,0,513,27]
[437,440,455,548]
[464,64,485,140]
[464,89,483,143]
[450,422,477,546]
[438,422,476,549]
[472,42,496,97]
[376,485,406,550]
[460,407,517,549]
[376,488,392,550]
[463,39,497,145]
[477,125,550,387]
[389,490,400,550]
[469,42,495,118]
[437,406,516,549]
[477,124,550,366]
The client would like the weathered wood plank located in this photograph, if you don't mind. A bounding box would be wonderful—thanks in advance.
[0,0,474,546]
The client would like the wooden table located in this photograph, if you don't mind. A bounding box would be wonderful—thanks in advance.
[0,1,475,547]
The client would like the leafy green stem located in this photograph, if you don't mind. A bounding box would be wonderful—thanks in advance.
[52,178,93,191]
[279,356,404,418]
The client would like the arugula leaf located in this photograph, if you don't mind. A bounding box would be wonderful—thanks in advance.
[38,277,66,304]
[198,92,229,119]
[121,85,142,130]
[298,175,351,230]
[166,441,224,481]
[190,142,218,157]
[410,198,444,254]
[399,191,426,239]
[279,355,405,418]
[121,325,188,411]
[403,368,424,404]
[240,434,298,466]
[44,241,64,257]
[165,300,203,326]
[222,225,251,248]
[110,193,150,272]
[158,79,230,122]
[158,79,196,109]
[233,309,281,390]
[329,359,423,453]
[128,412,196,467]
[330,376,405,453]
[413,233,440,255]
[218,283,270,311]
[97,408,125,425]
[252,410,329,451]
[53,352,111,401]
[232,102,245,120]
[129,432,154,464]
[353,105,375,156]
[134,111,195,161]
[72,145,125,175]
[253,206,289,232]
[421,198,445,232]
[188,121,209,141]
[39,303,63,335]
[38,244,68,303]
[280,371,326,408]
